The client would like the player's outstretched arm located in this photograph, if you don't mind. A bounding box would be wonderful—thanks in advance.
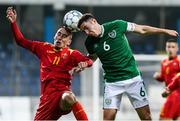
[134,24,179,37]
[6,7,33,50]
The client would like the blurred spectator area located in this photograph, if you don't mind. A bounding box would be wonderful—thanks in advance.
[0,5,180,96]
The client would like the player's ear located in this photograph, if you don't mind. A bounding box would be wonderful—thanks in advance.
[67,39,72,46]
[91,18,97,23]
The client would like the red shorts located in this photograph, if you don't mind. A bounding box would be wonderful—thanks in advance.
[160,91,180,119]
[34,88,71,120]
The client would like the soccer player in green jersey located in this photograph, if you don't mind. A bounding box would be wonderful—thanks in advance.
[77,13,179,120]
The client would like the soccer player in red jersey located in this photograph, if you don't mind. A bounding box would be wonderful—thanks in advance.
[153,38,180,120]
[161,72,180,120]
[6,7,92,120]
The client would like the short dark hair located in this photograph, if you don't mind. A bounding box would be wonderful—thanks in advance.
[166,38,178,43]
[77,13,95,28]
[62,26,72,35]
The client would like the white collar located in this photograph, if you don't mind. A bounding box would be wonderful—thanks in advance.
[99,25,104,38]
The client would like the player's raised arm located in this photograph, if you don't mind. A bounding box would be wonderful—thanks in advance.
[133,23,179,37]
[6,7,33,50]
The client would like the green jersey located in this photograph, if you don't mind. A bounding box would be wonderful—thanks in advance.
[85,20,140,82]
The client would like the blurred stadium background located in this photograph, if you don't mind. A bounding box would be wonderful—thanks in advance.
[0,0,180,120]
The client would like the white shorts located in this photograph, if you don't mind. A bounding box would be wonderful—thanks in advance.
[103,75,149,110]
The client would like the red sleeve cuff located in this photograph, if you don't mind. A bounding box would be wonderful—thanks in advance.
[87,59,93,67]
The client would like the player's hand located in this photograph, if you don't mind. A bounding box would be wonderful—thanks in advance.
[162,87,171,98]
[73,67,84,73]
[74,62,88,73]
[166,30,179,37]
[6,7,17,23]
[153,72,161,80]
[78,62,88,69]
[69,62,88,74]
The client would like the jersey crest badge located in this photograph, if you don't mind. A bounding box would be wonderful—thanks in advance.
[108,30,116,38]
[94,44,98,49]
[173,62,177,66]
[105,98,112,105]
[62,53,68,59]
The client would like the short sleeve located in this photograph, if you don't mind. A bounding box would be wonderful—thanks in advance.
[114,20,128,32]
[30,41,45,58]
[127,22,135,32]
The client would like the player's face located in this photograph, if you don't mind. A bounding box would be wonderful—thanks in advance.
[54,28,71,49]
[166,42,178,58]
[80,18,101,37]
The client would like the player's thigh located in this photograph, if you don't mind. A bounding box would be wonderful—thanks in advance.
[103,109,117,120]
[35,93,63,120]
[103,94,122,110]
[126,76,149,109]
[103,82,124,110]
[160,96,177,119]
[135,105,151,120]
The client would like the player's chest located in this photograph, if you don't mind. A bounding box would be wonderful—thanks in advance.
[93,36,121,55]
[163,61,180,74]
[43,49,71,65]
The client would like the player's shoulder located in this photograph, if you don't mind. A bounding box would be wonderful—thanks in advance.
[34,41,52,46]
[103,19,127,26]
[176,56,180,61]
[43,42,52,46]
[161,58,168,63]
[67,48,74,54]
[68,48,83,56]
[32,41,52,47]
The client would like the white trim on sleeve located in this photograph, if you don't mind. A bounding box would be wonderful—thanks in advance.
[127,22,135,32]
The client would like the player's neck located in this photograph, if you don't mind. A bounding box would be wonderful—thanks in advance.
[54,46,69,51]
[54,47,61,52]
[168,55,177,60]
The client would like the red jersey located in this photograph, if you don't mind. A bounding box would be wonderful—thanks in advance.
[157,56,180,119]
[11,22,93,95]
[157,56,180,86]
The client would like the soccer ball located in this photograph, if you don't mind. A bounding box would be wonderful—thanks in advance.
[63,10,83,32]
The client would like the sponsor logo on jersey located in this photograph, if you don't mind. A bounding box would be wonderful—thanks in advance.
[47,50,55,53]
[108,30,116,38]
[62,53,68,59]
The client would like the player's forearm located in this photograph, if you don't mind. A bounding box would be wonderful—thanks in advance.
[169,74,180,91]
[11,22,32,49]
[135,24,178,36]
[167,83,177,92]
[155,77,164,82]
[11,22,24,44]
[140,25,168,34]
[168,80,178,91]
[153,72,164,82]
